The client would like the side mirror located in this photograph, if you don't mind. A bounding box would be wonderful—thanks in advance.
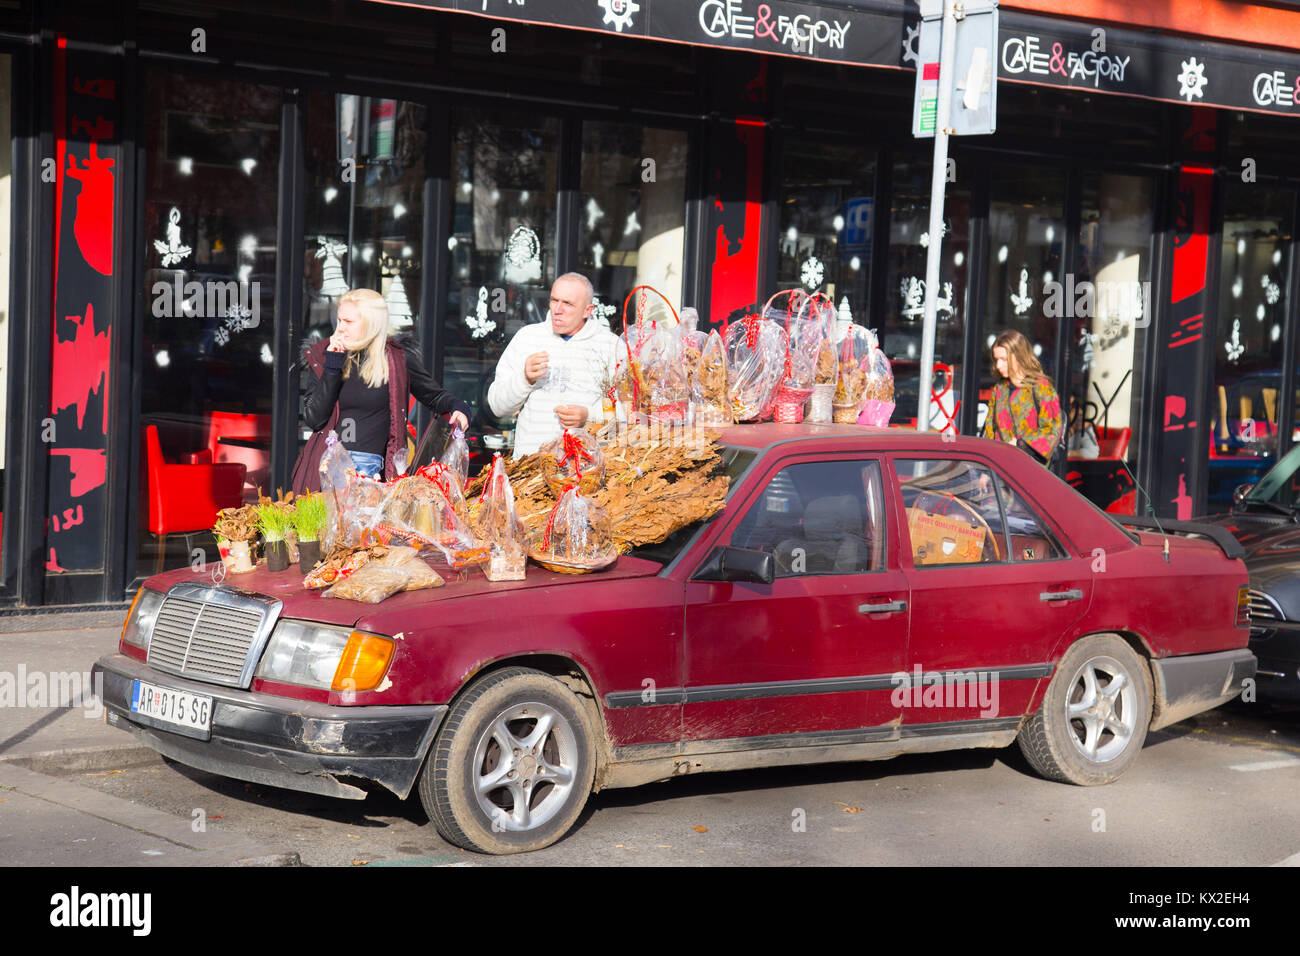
[1234,482,1257,507]
[693,546,775,586]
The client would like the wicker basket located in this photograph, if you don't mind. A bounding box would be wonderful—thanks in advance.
[806,383,835,423]
[832,402,861,424]
[773,386,813,424]
[529,552,618,575]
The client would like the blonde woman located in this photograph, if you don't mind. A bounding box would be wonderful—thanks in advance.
[981,329,1063,467]
[291,289,470,490]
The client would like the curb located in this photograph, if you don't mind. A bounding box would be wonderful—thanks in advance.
[0,744,163,775]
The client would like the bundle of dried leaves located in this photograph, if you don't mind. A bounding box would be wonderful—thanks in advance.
[467,424,729,554]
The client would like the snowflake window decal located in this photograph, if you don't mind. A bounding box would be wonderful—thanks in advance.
[801,256,825,290]
[1262,275,1281,306]
[1177,57,1208,103]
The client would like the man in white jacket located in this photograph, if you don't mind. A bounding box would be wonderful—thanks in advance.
[487,272,621,457]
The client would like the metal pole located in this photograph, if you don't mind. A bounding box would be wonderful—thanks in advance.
[916,0,960,433]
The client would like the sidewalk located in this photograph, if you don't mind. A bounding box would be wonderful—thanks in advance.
[0,610,300,865]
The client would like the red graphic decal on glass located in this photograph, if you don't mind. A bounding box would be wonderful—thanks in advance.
[46,548,66,573]
[65,140,116,276]
[710,124,764,324]
[49,450,107,497]
[51,303,111,432]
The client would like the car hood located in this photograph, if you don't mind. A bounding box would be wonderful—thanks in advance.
[142,555,665,631]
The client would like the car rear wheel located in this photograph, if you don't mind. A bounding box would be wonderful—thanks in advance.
[1018,634,1152,786]
[418,667,596,854]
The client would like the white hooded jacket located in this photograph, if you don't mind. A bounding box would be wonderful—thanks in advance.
[487,314,621,457]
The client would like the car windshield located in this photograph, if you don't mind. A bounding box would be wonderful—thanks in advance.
[1242,442,1300,510]
[627,446,758,566]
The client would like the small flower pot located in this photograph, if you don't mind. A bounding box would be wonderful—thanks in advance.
[265,539,290,572]
[220,539,256,574]
[298,539,322,572]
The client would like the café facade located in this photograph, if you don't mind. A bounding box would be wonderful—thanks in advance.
[5,0,1300,608]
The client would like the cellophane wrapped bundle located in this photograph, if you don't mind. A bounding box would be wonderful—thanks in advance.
[379,463,486,569]
[833,325,878,423]
[540,429,605,496]
[690,329,731,426]
[321,545,444,602]
[857,345,896,427]
[341,472,391,547]
[723,315,786,422]
[319,432,355,554]
[642,324,690,424]
[440,426,471,490]
[762,290,824,423]
[475,453,528,581]
[530,486,618,573]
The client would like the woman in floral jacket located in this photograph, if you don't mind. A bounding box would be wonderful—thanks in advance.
[981,329,1063,466]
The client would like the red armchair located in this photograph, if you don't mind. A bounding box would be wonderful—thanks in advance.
[144,425,246,571]
[184,411,270,499]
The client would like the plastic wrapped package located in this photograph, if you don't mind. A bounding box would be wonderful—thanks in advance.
[440,426,471,490]
[530,487,618,573]
[303,546,374,589]
[761,290,823,423]
[540,429,605,496]
[322,563,411,603]
[368,545,445,590]
[857,346,896,427]
[619,285,680,420]
[318,433,355,554]
[690,329,731,427]
[833,325,879,423]
[642,324,691,424]
[342,472,390,547]
[378,464,484,568]
[474,453,529,581]
[723,315,786,422]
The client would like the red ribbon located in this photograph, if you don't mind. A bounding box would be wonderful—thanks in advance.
[558,430,593,485]
[743,314,761,350]
[541,484,576,552]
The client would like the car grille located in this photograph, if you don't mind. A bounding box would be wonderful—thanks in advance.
[1248,588,1283,637]
[146,583,281,688]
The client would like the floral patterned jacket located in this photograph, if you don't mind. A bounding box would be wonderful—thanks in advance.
[981,377,1063,464]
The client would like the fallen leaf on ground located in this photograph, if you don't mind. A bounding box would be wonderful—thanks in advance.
[693,825,708,833]
[841,806,864,814]
[351,860,369,866]
[83,770,124,777]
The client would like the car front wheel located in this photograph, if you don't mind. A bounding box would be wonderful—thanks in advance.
[1018,634,1152,786]
[418,667,596,854]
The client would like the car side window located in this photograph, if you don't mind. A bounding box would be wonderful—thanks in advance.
[895,458,1005,566]
[999,477,1066,561]
[728,460,885,577]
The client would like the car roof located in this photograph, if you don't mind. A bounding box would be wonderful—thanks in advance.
[719,422,990,455]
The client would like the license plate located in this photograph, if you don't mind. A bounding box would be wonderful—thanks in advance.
[131,680,213,733]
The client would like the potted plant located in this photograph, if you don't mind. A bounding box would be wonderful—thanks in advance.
[291,493,328,571]
[213,505,258,574]
[255,500,295,572]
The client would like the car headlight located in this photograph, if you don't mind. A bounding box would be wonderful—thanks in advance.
[121,588,165,652]
[255,621,395,692]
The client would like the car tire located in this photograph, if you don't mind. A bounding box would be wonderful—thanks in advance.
[418,667,596,854]
[1018,634,1152,786]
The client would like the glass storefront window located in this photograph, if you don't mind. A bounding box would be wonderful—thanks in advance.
[0,55,9,582]
[879,156,970,431]
[442,111,559,456]
[1208,183,1293,512]
[137,74,280,578]
[299,91,427,453]
[982,166,1067,427]
[579,122,688,325]
[1065,172,1154,514]
[777,141,875,318]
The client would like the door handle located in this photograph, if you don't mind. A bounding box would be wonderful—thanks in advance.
[1039,589,1083,602]
[859,600,907,614]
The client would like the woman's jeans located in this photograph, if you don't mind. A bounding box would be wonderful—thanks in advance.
[350,451,384,478]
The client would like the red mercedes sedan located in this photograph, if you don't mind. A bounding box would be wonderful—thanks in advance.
[94,424,1255,854]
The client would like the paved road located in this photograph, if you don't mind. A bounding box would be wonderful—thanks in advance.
[65,702,1300,867]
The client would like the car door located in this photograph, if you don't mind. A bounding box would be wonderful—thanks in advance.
[681,455,909,744]
[890,455,1093,728]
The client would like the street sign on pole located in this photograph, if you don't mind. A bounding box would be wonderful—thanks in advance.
[911,0,998,436]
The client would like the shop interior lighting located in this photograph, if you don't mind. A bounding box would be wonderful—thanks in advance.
[155,349,170,368]
[460,182,472,196]
[786,227,798,243]
[362,247,374,263]
[953,251,964,267]
[324,186,338,203]
[261,344,273,365]
[997,245,1008,263]
[240,158,257,175]
[833,215,844,231]
[178,157,193,175]
[1045,225,1055,243]
[850,256,861,271]
[393,203,407,219]
[520,191,530,203]
[1232,276,1243,298]
[447,236,458,250]
[402,246,413,258]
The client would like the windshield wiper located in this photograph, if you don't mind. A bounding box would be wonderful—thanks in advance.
[1237,497,1298,518]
